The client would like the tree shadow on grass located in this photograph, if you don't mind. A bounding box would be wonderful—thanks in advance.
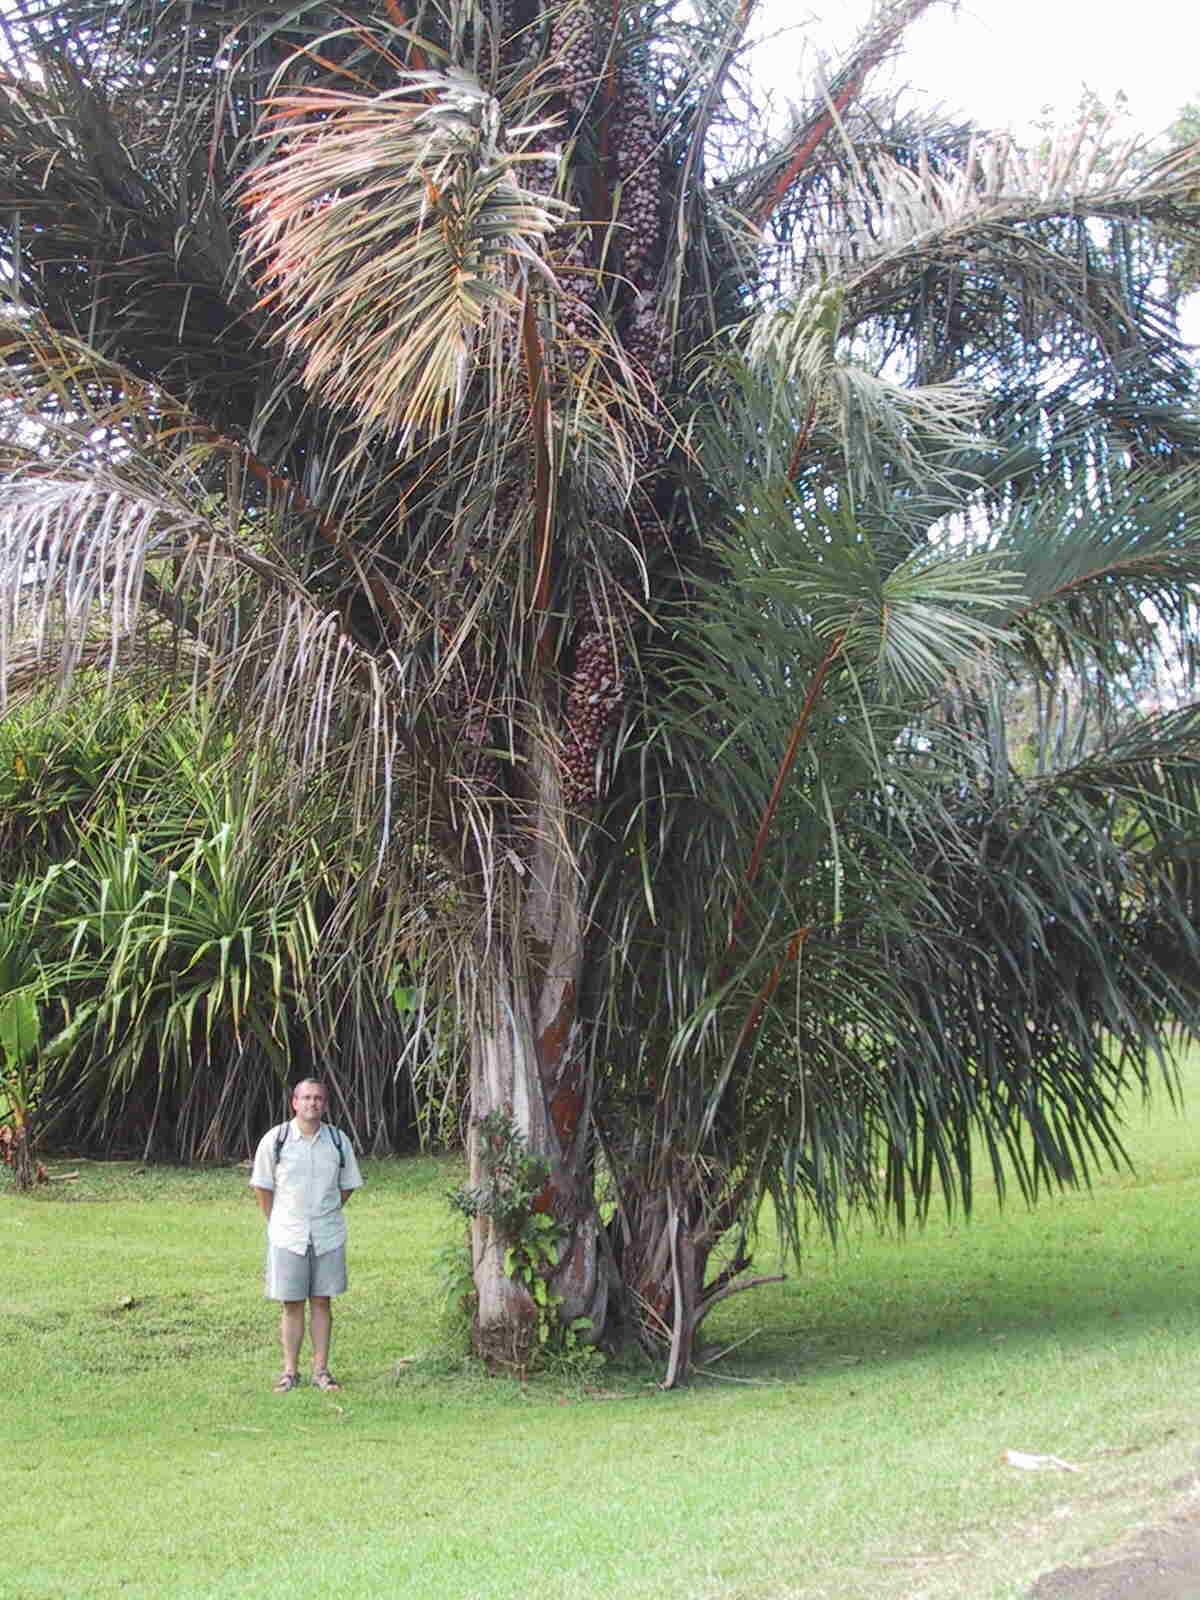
[698,1220,1199,1387]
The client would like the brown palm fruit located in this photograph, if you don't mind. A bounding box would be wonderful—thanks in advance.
[611,73,661,289]
[525,155,559,200]
[552,233,599,374]
[623,294,672,387]
[497,0,535,67]
[553,1,599,122]
[556,233,596,308]
[491,474,525,538]
[563,625,624,810]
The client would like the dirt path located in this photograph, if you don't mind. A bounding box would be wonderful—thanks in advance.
[1028,1473,1200,1599]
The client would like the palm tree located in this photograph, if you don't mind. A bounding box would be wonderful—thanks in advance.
[3,0,1200,1378]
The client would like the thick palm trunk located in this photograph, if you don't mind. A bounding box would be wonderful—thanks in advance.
[618,1177,715,1381]
[1,1121,39,1191]
[612,1160,780,1385]
[467,950,549,1366]
[469,749,606,1366]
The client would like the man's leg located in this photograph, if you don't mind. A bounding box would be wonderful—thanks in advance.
[280,1300,305,1377]
[310,1295,332,1376]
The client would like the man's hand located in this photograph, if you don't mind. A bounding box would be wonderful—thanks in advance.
[253,1185,273,1220]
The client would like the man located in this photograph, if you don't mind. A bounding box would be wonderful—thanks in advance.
[250,1078,364,1392]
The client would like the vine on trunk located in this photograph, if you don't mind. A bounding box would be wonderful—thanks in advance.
[451,1110,598,1370]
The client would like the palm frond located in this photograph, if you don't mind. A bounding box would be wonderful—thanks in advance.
[834,132,1200,273]
[738,283,987,504]
[739,0,942,228]
[0,48,257,413]
[995,464,1200,678]
[0,323,420,826]
[833,132,1200,394]
[243,69,568,441]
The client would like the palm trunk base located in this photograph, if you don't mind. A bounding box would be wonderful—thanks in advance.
[612,1169,774,1384]
[611,1185,714,1384]
[472,1308,539,1375]
[471,1209,535,1373]
[1,1123,42,1191]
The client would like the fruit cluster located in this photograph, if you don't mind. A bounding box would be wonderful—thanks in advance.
[623,294,671,386]
[562,626,624,809]
[612,74,660,289]
[553,1,599,120]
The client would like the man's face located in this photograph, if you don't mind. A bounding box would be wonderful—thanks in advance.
[292,1082,327,1122]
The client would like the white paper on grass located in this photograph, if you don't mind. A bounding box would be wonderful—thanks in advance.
[1002,1449,1082,1473]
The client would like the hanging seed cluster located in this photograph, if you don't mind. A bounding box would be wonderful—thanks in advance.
[624,296,672,386]
[582,472,626,532]
[552,1,599,121]
[514,27,671,810]
[631,476,666,550]
[491,475,525,539]
[556,235,595,311]
[563,628,624,809]
[612,74,660,289]
[460,474,523,579]
[525,155,558,200]
[554,235,599,374]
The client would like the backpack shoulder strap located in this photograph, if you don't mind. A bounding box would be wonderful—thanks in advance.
[271,1120,345,1174]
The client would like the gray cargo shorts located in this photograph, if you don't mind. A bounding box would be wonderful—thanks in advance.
[264,1241,348,1301]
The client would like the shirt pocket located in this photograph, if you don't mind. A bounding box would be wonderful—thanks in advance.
[311,1139,341,1191]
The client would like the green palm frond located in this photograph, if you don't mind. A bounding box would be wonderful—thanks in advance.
[835,131,1200,271]
[994,464,1200,677]
[0,47,257,412]
[738,283,987,503]
[868,550,1020,697]
[832,133,1200,393]
[0,322,405,808]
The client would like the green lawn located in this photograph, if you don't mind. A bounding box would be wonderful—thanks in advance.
[5,1058,1200,1600]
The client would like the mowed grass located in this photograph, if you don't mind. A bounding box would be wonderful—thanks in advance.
[5,1055,1200,1600]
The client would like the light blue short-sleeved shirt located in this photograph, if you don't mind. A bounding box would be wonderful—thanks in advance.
[250,1120,363,1256]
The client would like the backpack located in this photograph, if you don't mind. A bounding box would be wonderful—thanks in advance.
[271,1121,346,1174]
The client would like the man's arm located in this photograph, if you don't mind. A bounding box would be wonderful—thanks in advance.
[340,1190,353,1206]
[253,1185,273,1219]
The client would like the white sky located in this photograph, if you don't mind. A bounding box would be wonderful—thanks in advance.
[890,0,1198,139]
[754,0,1199,140]
[752,0,1200,340]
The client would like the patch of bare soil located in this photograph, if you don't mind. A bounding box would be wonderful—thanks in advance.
[1028,1474,1200,1599]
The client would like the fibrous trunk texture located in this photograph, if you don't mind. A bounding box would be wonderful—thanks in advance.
[469,746,606,1366]
[0,1121,39,1191]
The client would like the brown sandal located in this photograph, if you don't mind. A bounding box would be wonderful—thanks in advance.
[273,1371,300,1393]
[312,1369,341,1392]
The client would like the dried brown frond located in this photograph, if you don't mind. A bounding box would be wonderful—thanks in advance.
[243,70,569,443]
